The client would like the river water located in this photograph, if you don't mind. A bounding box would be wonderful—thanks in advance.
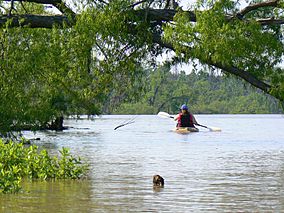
[1,114,284,212]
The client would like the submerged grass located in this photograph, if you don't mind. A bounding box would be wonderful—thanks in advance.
[0,139,88,193]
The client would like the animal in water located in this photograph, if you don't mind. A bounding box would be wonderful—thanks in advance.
[153,175,164,187]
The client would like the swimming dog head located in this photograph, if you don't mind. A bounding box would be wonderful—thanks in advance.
[153,175,164,187]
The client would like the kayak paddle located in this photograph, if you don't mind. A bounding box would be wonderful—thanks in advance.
[157,111,221,132]
[194,123,221,132]
[114,120,135,130]
[157,111,175,119]
[114,115,137,130]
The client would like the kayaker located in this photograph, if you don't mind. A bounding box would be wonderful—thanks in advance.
[174,104,198,128]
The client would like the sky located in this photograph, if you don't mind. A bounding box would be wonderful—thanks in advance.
[180,0,197,9]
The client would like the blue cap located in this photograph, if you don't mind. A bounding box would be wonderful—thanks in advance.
[180,104,188,110]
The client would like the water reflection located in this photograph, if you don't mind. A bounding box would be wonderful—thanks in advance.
[0,180,93,213]
[153,186,164,193]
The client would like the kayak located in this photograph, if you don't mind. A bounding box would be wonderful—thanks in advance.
[173,127,199,134]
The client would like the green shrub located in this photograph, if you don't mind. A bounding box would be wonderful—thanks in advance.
[0,139,88,193]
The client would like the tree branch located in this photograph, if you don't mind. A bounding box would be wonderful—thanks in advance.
[9,0,14,16]
[94,41,109,60]
[0,3,281,101]
[20,1,28,13]
[128,0,148,8]
[258,18,284,25]
[4,0,61,4]
[4,0,76,17]
[97,0,108,4]
[1,5,280,29]
[0,14,69,28]
[0,8,188,28]
[237,0,279,18]
[134,9,196,22]
[151,33,280,101]
[208,61,271,94]
[51,1,76,17]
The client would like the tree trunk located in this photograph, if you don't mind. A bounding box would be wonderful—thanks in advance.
[48,116,65,131]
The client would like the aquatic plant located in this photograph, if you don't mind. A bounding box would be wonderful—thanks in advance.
[0,139,88,193]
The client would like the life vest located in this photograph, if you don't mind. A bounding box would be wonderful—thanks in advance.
[177,112,194,127]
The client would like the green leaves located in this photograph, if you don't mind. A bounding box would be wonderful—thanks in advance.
[0,140,88,193]
[163,0,284,101]
[0,1,155,134]
[113,64,282,114]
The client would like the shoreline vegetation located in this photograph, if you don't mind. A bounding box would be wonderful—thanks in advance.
[0,139,88,194]
[109,69,283,115]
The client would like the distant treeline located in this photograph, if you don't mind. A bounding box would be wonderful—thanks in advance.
[111,65,283,114]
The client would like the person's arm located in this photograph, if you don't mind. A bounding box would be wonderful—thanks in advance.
[191,113,198,125]
[174,114,180,121]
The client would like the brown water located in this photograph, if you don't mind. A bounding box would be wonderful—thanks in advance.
[1,114,284,212]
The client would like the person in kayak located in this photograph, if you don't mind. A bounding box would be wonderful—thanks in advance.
[174,104,198,128]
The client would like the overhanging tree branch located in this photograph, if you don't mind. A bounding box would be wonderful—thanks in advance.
[4,0,76,17]
[151,33,282,101]
[258,18,284,25]
[1,5,284,28]
[134,9,194,22]
[237,0,279,18]
[0,0,283,102]
[0,14,70,28]
[4,0,61,4]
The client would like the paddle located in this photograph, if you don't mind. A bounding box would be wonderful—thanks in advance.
[157,111,221,132]
[194,123,221,132]
[114,115,137,130]
[114,120,135,130]
[157,111,175,119]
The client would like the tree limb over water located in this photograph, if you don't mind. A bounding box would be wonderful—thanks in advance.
[0,0,283,105]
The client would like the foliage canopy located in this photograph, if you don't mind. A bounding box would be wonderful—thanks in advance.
[0,0,283,133]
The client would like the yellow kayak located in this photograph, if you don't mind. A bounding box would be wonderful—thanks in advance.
[173,127,199,134]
